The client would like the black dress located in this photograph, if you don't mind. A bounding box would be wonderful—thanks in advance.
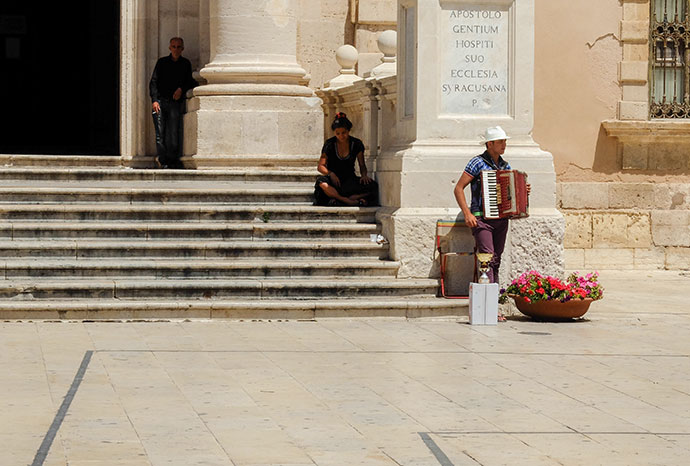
[313,136,379,206]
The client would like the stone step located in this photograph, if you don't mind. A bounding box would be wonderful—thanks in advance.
[0,186,314,204]
[0,297,467,320]
[0,278,439,300]
[2,258,399,279]
[0,154,123,168]
[178,154,320,169]
[0,167,319,183]
[0,240,388,259]
[0,204,378,223]
[1,154,320,169]
[0,221,380,240]
[0,156,439,321]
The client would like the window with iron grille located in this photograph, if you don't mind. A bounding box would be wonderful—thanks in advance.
[651,1,690,118]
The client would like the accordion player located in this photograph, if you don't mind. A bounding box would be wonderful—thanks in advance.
[479,169,529,219]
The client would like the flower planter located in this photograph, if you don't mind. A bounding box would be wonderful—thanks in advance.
[510,295,593,320]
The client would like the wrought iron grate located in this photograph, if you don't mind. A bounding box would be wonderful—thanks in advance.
[651,1,690,118]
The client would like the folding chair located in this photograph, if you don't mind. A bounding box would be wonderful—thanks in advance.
[436,220,476,298]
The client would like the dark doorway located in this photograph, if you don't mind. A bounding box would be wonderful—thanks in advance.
[0,1,120,155]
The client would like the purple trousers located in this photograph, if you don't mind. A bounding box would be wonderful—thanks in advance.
[472,217,509,284]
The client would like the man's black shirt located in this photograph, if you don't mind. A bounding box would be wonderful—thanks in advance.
[149,54,197,102]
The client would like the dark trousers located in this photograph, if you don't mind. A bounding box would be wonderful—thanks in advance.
[472,217,509,283]
[152,98,183,165]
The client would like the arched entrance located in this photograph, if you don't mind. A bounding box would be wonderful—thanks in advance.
[0,1,119,155]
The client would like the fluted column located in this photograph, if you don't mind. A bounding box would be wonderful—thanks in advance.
[184,0,323,165]
[196,0,312,96]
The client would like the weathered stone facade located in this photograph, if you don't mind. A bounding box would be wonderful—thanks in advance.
[535,0,690,271]
[7,0,690,274]
[560,181,690,270]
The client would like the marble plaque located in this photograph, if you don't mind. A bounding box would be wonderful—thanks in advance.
[440,3,510,116]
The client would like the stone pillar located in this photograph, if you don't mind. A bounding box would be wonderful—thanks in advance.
[377,0,564,283]
[183,0,323,167]
[196,0,210,83]
[618,0,649,120]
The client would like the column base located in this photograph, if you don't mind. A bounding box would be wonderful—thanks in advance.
[183,94,323,167]
[194,83,314,98]
[376,207,472,279]
[377,206,565,286]
[505,208,566,282]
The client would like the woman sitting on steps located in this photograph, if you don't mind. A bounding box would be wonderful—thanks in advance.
[313,112,379,206]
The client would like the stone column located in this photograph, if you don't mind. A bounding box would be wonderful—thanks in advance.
[377,0,564,283]
[183,0,323,167]
[197,0,210,82]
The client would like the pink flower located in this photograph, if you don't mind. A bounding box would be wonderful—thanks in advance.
[501,270,603,303]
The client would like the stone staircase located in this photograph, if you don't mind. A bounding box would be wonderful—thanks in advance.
[0,155,467,319]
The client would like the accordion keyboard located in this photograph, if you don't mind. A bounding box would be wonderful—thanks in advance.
[481,170,500,218]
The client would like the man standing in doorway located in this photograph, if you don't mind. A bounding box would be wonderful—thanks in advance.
[149,37,198,169]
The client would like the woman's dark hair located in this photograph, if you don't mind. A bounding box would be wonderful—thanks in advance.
[331,112,353,131]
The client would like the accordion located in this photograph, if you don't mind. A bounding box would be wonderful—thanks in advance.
[480,169,529,219]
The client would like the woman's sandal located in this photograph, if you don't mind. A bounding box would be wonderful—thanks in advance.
[497,314,507,322]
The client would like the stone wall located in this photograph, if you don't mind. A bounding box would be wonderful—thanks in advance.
[296,0,351,89]
[533,0,622,177]
[122,0,689,272]
[352,0,396,76]
[560,181,690,270]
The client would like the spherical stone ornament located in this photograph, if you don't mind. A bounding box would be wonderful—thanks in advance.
[377,30,397,57]
[335,45,359,70]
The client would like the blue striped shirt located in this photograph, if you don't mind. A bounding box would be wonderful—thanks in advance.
[464,151,510,215]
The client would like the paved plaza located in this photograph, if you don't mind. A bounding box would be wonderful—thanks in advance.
[2,270,689,466]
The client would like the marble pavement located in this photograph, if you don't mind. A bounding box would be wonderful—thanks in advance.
[2,270,689,465]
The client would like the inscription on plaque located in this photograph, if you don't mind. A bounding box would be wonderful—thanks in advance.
[441,5,509,115]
